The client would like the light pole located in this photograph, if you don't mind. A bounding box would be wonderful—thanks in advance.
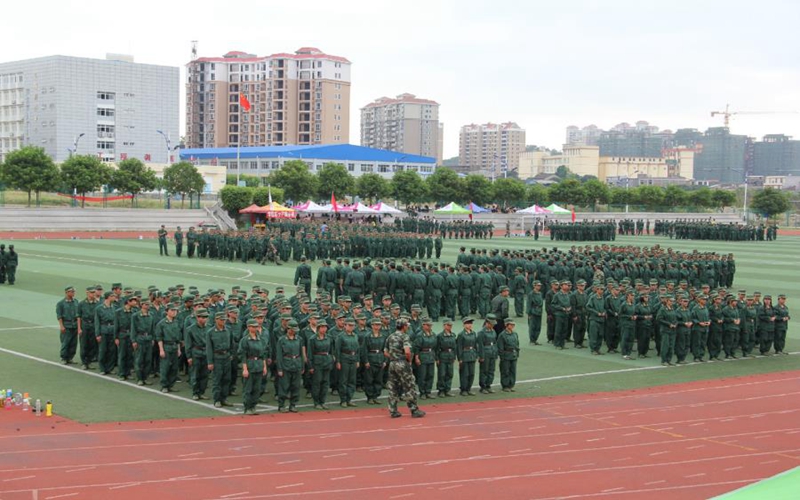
[68,133,85,157]
[624,164,639,214]
[156,130,172,164]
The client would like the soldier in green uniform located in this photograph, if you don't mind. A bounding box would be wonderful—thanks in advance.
[294,257,312,295]
[511,267,526,317]
[184,308,210,399]
[131,299,156,385]
[276,320,304,413]
[757,295,777,356]
[158,225,169,256]
[456,317,478,396]
[206,312,233,406]
[336,318,360,407]
[307,320,334,409]
[773,294,790,355]
[497,319,520,391]
[551,281,572,350]
[708,295,724,360]
[115,296,137,380]
[156,304,182,392]
[186,227,197,258]
[722,296,741,359]
[435,319,457,397]
[690,295,710,362]
[656,295,677,366]
[95,291,118,374]
[77,287,100,369]
[412,318,437,399]
[674,296,693,364]
[740,296,757,357]
[384,319,425,418]
[619,290,636,360]
[174,226,183,257]
[586,284,607,355]
[362,318,387,404]
[477,314,498,393]
[527,281,543,345]
[4,245,16,285]
[239,319,268,415]
[571,280,588,348]
[56,286,80,365]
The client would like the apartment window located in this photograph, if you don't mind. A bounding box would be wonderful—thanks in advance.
[97,108,115,117]
[378,164,390,173]
[96,141,115,150]
[347,163,355,172]
[97,91,115,100]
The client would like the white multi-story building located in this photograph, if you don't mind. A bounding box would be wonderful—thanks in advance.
[0,54,178,163]
[185,47,351,149]
[360,93,442,164]
[458,122,526,174]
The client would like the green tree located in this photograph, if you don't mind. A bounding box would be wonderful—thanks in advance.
[634,185,665,210]
[226,174,261,187]
[688,187,714,208]
[463,174,493,206]
[252,186,285,206]
[269,160,318,203]
[548,178,584,206]
[662,185,688,207]
[163,161,206,208]
[60,154,112,208]
[425,167,464,203]
[0,146,60,207]
[526,183,550,206]
[355,173,391,204]
[391,170,427,206]
[491,178,527,206]
[750,188,791,220]
[317,162,355,199]
[109,158,158,207]
[711,189,737,209]
[581,179,610,208]
[219,185,253,215]
[609,186,635,207]
[555,165,571,179]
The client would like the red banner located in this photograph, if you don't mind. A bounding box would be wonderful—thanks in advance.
[57,193,134,202]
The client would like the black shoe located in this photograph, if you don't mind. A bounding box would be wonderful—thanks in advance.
[411,409,426,418]
[390,411,402,418]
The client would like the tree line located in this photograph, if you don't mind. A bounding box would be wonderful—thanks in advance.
[0,146,205,207]
[220,159,769,215]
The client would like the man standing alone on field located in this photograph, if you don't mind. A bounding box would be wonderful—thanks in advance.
[174,226,183,257]
[158,225,169,256]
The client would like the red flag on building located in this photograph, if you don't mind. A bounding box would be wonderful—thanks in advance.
[571,208,576,222]
[239,93,251,112]
[331,192,338,213]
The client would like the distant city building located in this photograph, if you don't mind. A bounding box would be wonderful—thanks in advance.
[690,127,748,184]
[360,93,442,164]
[179,144,436,186]
[185,47,351,149]
[566,121,670,156]
[459,122,526,175]
[0,54,178,163]
[752,134,800,177]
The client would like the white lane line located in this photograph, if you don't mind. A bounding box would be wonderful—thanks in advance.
[230,446,253,451]
[687,445,705,450]
[613,457,632,462]
[277,440,300,445]
[323,453,348,458]
[108,483,140,490]
[623,432,640,437]
[390,494,415,499]
[586,438,605,442]
[220,493,249,499]
[179,452,204,457]
[689,423,705,427]
[645,480,666,485]
[649,451,669,456]
[169,474,198,480]
[0,347,236,414]
[549,443,568,448]
[330,475,355,481]
[510,449,531,453]
[760,460,780,465]
[452,435,473,440]
[379,468,405,474]
[439,485,464,491]
[686,473,707,478]
[752,435,772,440]
[0,325,59,332]
[3,475,35,482]
[490,431,510,435]
[277,460,301,465]
[601,487,625,493]
[224,467,251,473]
[44,494,78,500]
[275,483,304,489]
[65,466,96,473]
[529,426,545,431]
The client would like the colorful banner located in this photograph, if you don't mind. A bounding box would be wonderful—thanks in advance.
[57,193,134,202]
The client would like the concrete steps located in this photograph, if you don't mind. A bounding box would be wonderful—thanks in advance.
[0,207,217,231]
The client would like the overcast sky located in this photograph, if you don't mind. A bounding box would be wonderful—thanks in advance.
[2,0,799,158]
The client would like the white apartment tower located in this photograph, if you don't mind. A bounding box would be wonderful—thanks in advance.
[458,122,526,174]
[360,93,442,164]
[185,48,351,149]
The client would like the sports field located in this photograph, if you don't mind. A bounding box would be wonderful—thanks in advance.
[0,234,797,423]
[0,233,798,499]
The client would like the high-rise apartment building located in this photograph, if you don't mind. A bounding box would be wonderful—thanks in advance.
[360,93,442,163]
[458,122,526,174]
[0,54,178,163]
[185,47,350,149]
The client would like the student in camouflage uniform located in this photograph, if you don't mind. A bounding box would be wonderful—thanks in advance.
[435,319,457,397]
[206,312,233,407]
[77,286,100,369]
[456,317,478,396]
[184,308,210,399]
[307,321,334,409]
[239,319,268,415]
[477,314,498,394]
[362,318,387,404]
[56,286,80,365]
[497,319,520,391]
[773,294,790,355]
[131,299,157,385]
[336,318,360,407]
[276,320,303,413]
[158,225,169,256]
[412,318,437,399]
[384,319,425,418]
[527,281,543,345]
[156,304,182,392]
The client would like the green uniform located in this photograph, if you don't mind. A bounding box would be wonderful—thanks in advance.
[527,290,543,343]
[95,303,118,374]
[155,316,182,390]
[276,335,303,410]
[131,310,156,383]
[238,333,268,412]
[477,326,498,391]
[361,331,387,401]
[56,297,79,364]
[115,307,135,379]
[307,333,335,406]
[722,305,740,358]
[456,329,478,394]
[412,331,437,397]
[206,325,233,404]
[497,328,520,389]
[436,330,457,396]
[586,294,606,354]
[690,304,710,361]
[335,332,360,404]
[78,298,100,367]
[184,321,210,398]
[551,292,571,348]
[656,305,677,364]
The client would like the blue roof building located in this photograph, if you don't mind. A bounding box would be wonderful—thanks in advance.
[180,144,437,182]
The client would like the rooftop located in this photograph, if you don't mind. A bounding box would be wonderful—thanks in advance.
[191,47,350,65]
[180,144,435,164]
[362,93,439,109]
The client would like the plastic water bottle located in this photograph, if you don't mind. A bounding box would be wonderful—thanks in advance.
[35,399,42,417]
[22,393,30,412]
[45,401,53,417]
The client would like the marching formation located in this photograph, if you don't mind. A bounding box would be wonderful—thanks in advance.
[653,220,779,241]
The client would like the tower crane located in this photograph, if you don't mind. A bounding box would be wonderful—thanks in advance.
[711,104,799,128]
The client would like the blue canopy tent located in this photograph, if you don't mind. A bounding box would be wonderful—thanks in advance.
[465,202,490,213]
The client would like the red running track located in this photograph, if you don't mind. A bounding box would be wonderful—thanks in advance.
[1,370,799,500]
